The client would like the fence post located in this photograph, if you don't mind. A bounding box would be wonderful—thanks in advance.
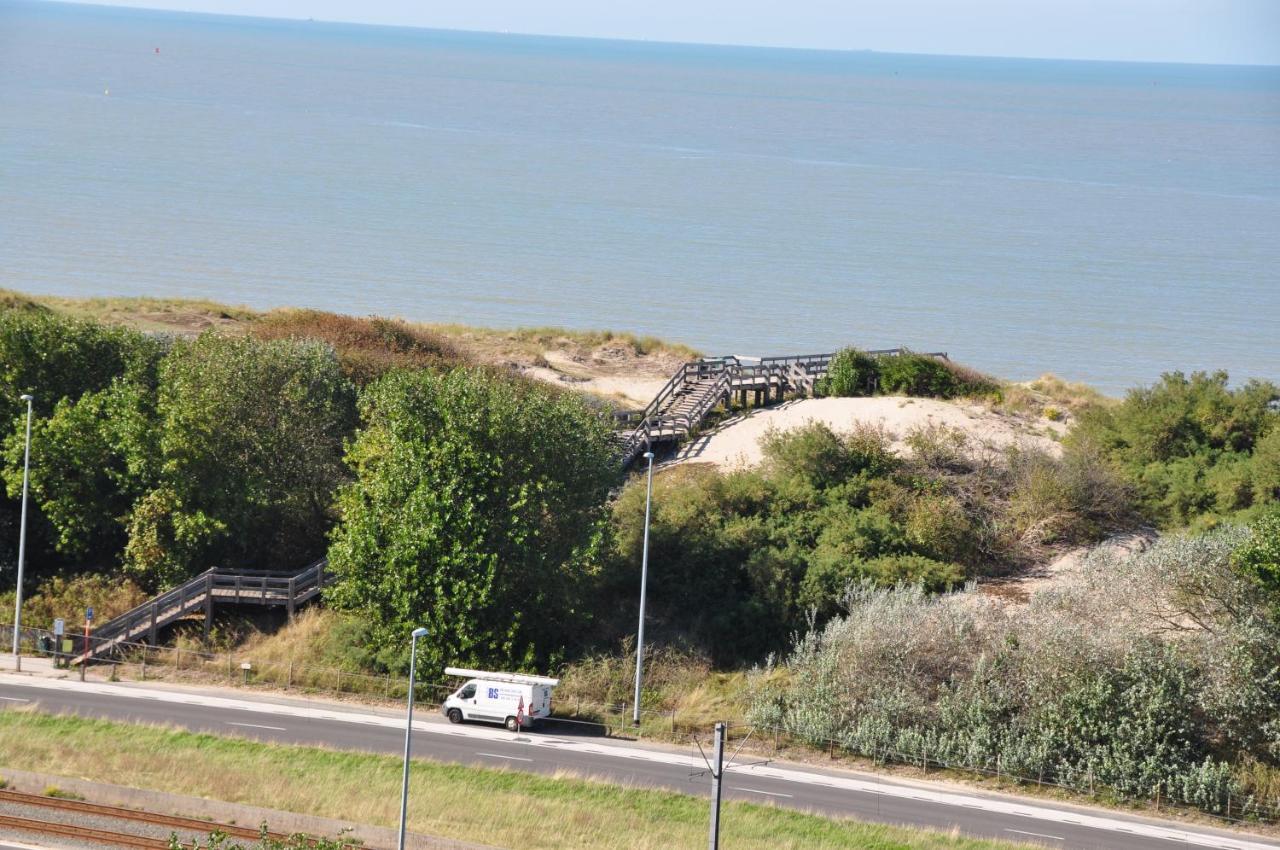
[141,645,147,681]
[227,652,233,682]
[336,669,342,694]
[287,659,293,689]
[385,674,391,699]
[671,708,676,735]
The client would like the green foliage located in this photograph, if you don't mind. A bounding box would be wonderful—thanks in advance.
[326,367,618,674]
[818,347,879,397]
[8,383,159,561]
[816,348,996,401]
[876,351,962,398]
[0,310,161,418]
[118,335,356,587]
[603,421,1125,662]
[0,312,165,584]
[1068,370,1280,526]
[1233,507,1280,620]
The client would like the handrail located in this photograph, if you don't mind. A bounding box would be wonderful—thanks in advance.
[77,558,329,660]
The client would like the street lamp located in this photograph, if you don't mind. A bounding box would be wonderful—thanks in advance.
[632,450,655,725]
[398,626,429,850]
[11,394,33,671]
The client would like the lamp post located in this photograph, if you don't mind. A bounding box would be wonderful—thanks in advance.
[398,626,429,850]
[632,450,655,725]
[11,394,33,671]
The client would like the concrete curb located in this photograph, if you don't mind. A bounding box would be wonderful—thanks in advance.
[0,767,503,850]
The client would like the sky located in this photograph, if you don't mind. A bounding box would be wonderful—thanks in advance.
[53,0,1280,65]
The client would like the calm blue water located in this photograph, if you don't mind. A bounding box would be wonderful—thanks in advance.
[2,1,1278,392]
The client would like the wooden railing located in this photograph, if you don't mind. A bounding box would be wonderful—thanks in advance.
[74,559,330,663]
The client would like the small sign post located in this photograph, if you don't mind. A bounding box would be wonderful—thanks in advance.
[53,619,64,667]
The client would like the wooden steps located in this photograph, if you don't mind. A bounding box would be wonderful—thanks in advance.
[72,560,331,665]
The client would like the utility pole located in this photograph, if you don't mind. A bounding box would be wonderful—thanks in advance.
[632,449,655,725]
[708,721,725,850]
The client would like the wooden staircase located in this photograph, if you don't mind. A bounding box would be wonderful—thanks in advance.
[72,559,331,665]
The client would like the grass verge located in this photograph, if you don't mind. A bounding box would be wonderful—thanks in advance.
[0,709,1030,850]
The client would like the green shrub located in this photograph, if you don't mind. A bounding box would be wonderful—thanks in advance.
[818,347,878,397]
[1252,427,1280,505]
[876,351,961,398]
[760,421,896,489]
[1233,507,1280,620]
[1068,371,1279,527]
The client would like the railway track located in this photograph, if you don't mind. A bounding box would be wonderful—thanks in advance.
[0,787,356,848]
[0,811,173,848]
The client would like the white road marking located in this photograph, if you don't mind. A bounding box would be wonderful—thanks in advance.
[0,696,30,702]
[4,675,1276,850]
[732,787,793,798]
[226,721,287,731]
[1005,830,1064,840]
[477,752,532,762]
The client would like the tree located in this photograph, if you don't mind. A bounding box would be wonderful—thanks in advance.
[0,312,163,581]
[123,334,356,587]
[326,368,618,673]
[0,310,159,418]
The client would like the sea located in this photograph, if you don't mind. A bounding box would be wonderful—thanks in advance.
[2,1,1278,393]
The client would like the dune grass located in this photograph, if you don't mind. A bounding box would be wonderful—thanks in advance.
[0,710,1030,850]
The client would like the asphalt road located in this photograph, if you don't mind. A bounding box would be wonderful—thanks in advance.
[0,680,1275,850]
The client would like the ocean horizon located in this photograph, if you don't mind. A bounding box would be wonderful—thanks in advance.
[2,0,1278,392]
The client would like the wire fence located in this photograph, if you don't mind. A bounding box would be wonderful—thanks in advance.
[4,622,1278,829]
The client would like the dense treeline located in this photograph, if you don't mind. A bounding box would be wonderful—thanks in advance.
[0,308,618,674]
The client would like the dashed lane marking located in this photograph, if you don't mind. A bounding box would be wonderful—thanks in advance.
[476,752,533,762]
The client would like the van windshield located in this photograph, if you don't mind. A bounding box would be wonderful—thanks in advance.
[458,683,476,700]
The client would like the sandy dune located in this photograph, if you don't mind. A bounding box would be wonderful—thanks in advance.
[671,396,1063,469]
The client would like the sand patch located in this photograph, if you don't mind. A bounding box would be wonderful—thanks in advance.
[672,396,1062,469]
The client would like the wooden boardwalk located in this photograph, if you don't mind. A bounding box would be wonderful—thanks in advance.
[615,348,947,467]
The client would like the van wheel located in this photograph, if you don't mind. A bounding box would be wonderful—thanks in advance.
[505,716,520,732]
[447,709,462,724]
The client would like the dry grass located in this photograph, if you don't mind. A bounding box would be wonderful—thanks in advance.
[31,293,258,335]
[555,644,751,735]
[0,287,696,381]
[0,710,1031,850]
[251,309,468,384]
[995,374,1114,421]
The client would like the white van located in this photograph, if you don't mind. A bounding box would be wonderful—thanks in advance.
[441,667,559,732]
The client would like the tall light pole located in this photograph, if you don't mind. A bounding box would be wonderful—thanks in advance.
[398,626,429,850]
[11,393,33,670]
[632,450,655,725]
